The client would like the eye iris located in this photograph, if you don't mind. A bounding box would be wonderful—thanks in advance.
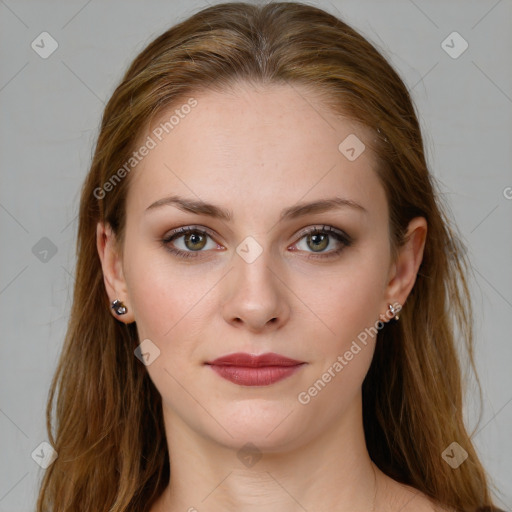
[185,232,207,251]
[308,233,328,252]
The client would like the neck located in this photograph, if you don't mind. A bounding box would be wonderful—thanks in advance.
[156,395,379,512]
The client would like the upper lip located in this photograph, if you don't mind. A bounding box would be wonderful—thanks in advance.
[206,352,305,367]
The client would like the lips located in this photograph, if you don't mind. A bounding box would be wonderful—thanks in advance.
[205,352,306,386]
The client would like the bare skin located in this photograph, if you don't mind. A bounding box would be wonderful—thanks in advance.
[97,82,439,511]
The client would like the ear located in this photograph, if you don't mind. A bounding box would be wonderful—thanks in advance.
[383,216,427,313]
[96,222,135,323]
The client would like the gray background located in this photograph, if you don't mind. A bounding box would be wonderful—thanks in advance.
[1,0,511,510]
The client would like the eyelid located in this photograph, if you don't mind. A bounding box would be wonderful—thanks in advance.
[162,225,220,242]
[291,224,352,246]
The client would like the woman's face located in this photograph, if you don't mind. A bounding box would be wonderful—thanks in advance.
[99,82,422,452]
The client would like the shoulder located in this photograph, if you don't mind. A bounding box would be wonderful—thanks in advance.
[383,479,505,512]
[378,475,450,512]
[392,490,445,512]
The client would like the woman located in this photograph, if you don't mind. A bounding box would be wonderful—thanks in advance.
[36,2,503,511]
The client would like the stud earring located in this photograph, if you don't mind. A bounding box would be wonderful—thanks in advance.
[111,299,127,315]
[388,303,400,321]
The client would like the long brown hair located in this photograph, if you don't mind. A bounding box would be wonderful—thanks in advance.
[36,2,500,511]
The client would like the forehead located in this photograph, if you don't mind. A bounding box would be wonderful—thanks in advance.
[125,82,386,222]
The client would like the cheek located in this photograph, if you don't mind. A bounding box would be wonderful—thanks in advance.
[292,261,387,430]
[307,251,389,348]
[122,247,219,415]
[125,250,216,343]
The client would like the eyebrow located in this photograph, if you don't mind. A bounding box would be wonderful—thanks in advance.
[145,194,367,221]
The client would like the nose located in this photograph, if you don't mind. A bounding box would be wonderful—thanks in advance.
[221,246,290,333]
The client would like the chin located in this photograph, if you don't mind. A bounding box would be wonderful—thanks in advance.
[201,399,310,452]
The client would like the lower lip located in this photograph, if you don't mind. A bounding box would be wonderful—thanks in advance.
[208,364,305,386]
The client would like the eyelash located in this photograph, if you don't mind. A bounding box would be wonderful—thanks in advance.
[161,225,353,261]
